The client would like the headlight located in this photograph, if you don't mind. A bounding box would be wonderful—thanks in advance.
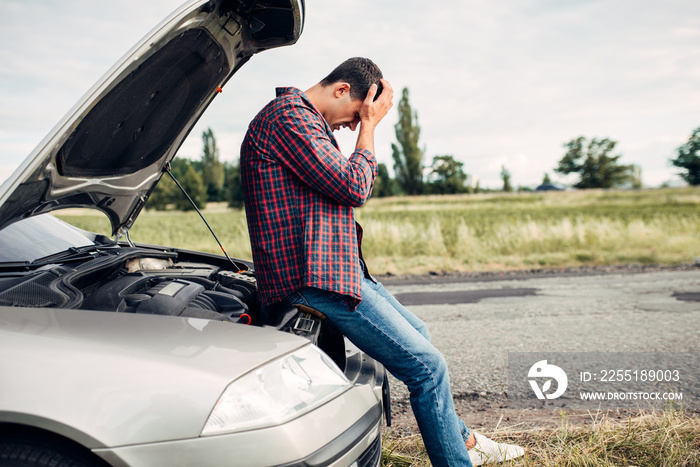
[202,344,351,435]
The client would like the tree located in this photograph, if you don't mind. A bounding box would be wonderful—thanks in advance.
[174,165,207,211]
[427,155,468,194]
[146,157,190,211]
[391,88,424,195]
[501,165,513,192]
[224,160,245,208]
[169,157,192,178]
[146,173,177,210]
[555,136,633,189]
[542,173,551,184]
[201,128,225,201]
[629,164,643,189]
[146,158,208,211]
[670,127,700,186]
[372,163,400,197]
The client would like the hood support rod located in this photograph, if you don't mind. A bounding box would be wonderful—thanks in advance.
[164,164,240,271]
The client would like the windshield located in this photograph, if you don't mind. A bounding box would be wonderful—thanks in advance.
[0,214,96,263]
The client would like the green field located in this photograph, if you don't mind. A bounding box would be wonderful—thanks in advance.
[56,186,700,275]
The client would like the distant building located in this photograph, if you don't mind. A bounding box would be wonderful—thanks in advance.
[535,182,567,191]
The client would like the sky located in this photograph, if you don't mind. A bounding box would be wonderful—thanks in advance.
[1,0,699,189]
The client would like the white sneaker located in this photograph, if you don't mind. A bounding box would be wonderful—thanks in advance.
[468,431,525,465]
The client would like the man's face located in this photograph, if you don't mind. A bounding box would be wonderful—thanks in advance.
[326,84,363,132]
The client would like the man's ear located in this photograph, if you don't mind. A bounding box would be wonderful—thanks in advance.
[334,82,351,98]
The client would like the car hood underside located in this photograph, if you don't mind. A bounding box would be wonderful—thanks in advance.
[0,0,304,238]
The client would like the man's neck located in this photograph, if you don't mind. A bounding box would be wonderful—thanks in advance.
[304,83,329,116]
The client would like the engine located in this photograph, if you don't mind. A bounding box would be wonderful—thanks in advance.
[0,255,257,322]
[80,274,250,322]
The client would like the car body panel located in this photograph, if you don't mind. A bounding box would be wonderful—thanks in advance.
[95,393,381,467]
[0,306,307,447]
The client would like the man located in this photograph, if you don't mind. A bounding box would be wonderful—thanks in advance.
[241,57,524,466]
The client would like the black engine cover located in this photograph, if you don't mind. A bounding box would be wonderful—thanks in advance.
[81,274,248,321]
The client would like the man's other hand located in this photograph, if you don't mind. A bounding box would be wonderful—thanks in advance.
[360,79,393,130]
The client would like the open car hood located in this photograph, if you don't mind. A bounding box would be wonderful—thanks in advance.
[0,0,304,238]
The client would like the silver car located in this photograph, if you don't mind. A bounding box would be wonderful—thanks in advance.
[0,1,389,466]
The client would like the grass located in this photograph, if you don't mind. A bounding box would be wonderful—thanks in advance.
[57,208,253,259]
[356,187,700,275]
[381,409,700,466]
[55,186,700,275]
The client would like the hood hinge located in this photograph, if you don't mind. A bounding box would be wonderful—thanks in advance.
[115,226,135,247]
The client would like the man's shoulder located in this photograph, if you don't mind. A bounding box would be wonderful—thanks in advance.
[272,87,314,113]
[275,86,304,99]
[254,88,317,126]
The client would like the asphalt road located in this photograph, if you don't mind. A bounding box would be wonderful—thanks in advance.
[378,268,700,411]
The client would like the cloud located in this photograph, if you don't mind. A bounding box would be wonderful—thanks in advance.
[1,0,698,188]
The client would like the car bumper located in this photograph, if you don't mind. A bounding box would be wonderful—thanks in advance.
[93,385,383,467]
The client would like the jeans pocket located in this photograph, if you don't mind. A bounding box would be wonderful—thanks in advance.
[283,290,307,307]
[285,287,350,312]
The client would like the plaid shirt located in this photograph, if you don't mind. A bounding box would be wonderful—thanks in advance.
[241,87,377,308]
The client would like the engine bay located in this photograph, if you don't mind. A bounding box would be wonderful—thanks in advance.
[80,256,258,322]
[0,247,344,368]
[0,251,255,319]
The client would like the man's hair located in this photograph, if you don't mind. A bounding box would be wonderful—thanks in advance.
[320,57,383,101]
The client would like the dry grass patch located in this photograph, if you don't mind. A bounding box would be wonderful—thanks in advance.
[382,410,700,466]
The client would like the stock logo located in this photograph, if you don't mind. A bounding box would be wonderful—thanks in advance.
[528,360,568,399]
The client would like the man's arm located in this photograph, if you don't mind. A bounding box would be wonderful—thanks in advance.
[272,79,394,207]
[275,109,377,207]
[355,79,394,155]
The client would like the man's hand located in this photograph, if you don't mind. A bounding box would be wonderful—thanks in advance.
[355,79,393,153]
[359,79,394,130]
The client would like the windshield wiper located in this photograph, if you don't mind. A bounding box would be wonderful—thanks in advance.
[2,244,122,270]
[38,244,120,263]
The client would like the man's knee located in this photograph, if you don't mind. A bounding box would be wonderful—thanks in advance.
[403,347,449,388]
[427,349,448,376]
[416,320,431,341]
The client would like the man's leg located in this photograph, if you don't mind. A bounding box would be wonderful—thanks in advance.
[366,279,526,465]
[363,278,474,435]
[284,279,472,467]
[366,278,432,340]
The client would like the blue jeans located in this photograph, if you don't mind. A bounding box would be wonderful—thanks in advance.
[283,276,472,467]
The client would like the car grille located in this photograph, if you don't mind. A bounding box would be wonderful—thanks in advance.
[355,435,382,467]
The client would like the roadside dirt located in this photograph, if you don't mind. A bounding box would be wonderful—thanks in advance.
[387,393,700,437]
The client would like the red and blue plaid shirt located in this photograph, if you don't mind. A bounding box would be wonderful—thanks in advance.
[241,87,377,308]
